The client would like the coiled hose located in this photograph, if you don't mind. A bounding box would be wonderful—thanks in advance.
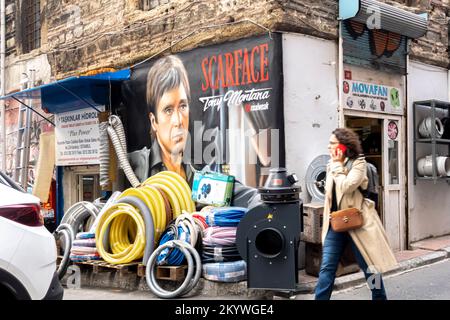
[107,115,140,188]
[54,223,75,280]
[144,171,196,216]
[54,201,101,279]
[202,227,240,263]
[95,203,146,264]
[203,226,237,246]
[205,207,248,227]
[61,201,100,234]
[146,240,202,299]
[95,171,195,265]
[114,195,155,265]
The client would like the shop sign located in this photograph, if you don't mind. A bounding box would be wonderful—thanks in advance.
[55,107,101,166]
[343,79,403,115]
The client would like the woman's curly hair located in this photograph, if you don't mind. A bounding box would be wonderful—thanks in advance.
[332,128,363,159]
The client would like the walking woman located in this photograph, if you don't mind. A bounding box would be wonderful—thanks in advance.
[315,128,397,300]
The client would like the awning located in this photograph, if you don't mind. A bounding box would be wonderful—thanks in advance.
[339,0,428,39]
[0,68,130,123]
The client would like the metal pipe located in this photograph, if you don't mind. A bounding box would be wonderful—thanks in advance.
[338,21,344,127]
[1,0,5,171]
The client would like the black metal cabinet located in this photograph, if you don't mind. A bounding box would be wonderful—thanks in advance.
[413,100,450,184]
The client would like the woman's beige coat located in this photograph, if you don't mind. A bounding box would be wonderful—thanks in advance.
[321,157,398,273]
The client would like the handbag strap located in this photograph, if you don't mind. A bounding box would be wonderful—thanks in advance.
[344,157,366,208]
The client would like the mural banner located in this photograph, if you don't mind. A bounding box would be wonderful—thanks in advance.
[122,34,284,187]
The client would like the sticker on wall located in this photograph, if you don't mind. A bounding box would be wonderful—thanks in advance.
[342,80,403,115]
[388,121,399,141]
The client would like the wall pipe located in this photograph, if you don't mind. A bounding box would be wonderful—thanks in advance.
[1,0,5,171]
[338,21,344,128]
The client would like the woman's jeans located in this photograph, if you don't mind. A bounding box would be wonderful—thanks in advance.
[314,228,387,300]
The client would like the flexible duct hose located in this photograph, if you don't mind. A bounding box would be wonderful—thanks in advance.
[54,223,75,280]
[95,203,146,264]
[61,201,100,234]
[146,240,202,299]
[99,121,110,189]
[107,115,140,188]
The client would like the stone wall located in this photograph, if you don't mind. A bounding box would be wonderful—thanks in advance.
[6,0,450,81]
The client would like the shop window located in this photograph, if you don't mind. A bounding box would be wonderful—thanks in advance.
[21,0,41,54]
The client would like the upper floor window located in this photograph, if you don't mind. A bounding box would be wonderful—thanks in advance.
[22,0,41,54]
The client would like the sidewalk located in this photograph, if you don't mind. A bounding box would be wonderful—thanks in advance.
[286,234,450,298]
[64,234,450,299]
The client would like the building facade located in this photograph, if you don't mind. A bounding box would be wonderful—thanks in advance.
[1,0,450,258]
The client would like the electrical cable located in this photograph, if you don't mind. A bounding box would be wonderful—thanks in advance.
[146,240,202,299]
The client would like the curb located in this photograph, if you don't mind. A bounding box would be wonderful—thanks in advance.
[289,248,450,295]
[64,247,450,298]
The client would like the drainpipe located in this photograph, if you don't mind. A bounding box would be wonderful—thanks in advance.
[0,0,5,172]
[338,21,344,128]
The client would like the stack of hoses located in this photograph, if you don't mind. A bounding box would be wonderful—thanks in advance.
[95,171,195,265]
[146,240,202,299]
[70,232,100,262]
[201,207,248,281]
[205,207,248,227]
[202,227,240,263]
[54,200,103,279]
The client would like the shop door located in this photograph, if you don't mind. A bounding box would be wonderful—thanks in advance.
[383,117,404,251]
[345,113,405,251]
[77,174,100,202]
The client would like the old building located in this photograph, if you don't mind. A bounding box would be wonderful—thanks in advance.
[1,0,450,271]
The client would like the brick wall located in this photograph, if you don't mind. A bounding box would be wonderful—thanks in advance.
[7,0,450,79]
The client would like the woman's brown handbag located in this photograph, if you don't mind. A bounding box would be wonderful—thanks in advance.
[330,207,363,232]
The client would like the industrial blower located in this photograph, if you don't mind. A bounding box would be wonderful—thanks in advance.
[236,168,303,290]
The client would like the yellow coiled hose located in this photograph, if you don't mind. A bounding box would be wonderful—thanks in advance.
[96,203,146,264]
[96,171,195,265]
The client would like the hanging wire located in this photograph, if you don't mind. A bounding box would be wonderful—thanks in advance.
[131,18,272,69]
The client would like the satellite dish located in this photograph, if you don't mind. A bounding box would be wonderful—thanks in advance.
[305,154,330,203]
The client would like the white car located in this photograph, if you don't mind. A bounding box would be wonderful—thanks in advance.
[0,171,63,300]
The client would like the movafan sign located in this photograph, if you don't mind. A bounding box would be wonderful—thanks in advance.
[122,34,284,187]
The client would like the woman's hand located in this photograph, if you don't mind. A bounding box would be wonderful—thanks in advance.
[331,147,345,163]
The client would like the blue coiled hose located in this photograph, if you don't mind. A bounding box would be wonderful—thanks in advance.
[157,225,191,265]
[205,207,248,227]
